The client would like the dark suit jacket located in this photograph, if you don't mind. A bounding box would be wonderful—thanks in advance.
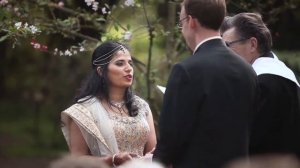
[153,39,258,168]
[250,74,300,157]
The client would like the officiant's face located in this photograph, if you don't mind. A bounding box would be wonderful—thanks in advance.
[107,48,134,89]
[222,27,255,64]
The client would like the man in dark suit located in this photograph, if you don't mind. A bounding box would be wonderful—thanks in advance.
[221,13,300,158]
[153,1,258,168]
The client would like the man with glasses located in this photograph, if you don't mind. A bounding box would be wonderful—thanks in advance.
[221,12,300,157]
[153,1,258,168]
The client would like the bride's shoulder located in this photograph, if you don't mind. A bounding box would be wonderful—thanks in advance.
[133,95,151,116]
[133,95,148,105]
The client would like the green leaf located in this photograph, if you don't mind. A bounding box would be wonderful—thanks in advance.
[114,25,119,32]
[126,24,131,30]
[0,34,9,42]
[0,10,6,21]
[96,18,106,22]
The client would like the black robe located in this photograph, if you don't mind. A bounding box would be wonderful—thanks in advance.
[250,52,300,157]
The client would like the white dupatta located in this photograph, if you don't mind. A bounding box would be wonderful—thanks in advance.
[61,97,119,156]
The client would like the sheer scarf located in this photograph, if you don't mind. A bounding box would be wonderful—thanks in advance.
[61,97,119,156]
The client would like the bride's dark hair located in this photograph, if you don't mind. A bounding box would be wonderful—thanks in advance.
[75,41,138,116]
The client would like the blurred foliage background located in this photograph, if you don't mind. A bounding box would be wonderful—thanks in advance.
[0,0,299,167]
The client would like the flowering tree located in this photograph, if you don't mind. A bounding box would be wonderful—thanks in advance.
[0,0,174,99]
[0,0,178,156]
[1,0,299,100]
[1,0,143,53]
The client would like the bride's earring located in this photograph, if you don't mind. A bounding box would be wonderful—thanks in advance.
[97,67,102,76]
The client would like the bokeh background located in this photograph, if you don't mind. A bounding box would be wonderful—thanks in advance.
[0,0,299,167]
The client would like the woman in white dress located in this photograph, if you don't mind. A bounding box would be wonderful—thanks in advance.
[61,41,156,167]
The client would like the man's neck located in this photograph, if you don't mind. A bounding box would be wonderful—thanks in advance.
[192,29,220,51]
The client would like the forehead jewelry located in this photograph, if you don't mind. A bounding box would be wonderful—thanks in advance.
[93,45,125,66]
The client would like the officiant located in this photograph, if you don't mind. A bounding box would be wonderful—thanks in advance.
[221,12,300,157]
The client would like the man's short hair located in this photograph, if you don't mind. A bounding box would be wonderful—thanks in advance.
[183,0,226,30]
[221,12,272,55]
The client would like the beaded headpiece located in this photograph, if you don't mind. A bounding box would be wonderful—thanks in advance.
[92,44,125,66]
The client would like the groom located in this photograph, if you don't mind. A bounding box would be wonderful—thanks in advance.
[153,0,258,168]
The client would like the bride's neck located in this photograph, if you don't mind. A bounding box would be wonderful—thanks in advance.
[109,87,126,102]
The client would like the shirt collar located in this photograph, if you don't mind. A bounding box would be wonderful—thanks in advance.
[193,36,222,54]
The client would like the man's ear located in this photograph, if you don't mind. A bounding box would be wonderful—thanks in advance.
[97,67,102,76]
[249,37,258,53]
[190,16,199,29]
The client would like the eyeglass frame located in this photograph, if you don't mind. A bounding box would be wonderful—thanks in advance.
[225,38,250,47]
[177,16,189,29]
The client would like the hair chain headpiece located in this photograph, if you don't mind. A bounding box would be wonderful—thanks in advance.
[93,45,123,66]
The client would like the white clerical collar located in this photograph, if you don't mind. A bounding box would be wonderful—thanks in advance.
[252,52,300,87]
[193,36,222,54]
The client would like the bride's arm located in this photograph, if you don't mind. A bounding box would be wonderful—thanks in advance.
[69,117,139,166]
[143,110,157,155]
[69,119,89,155]
[69,119,114,165]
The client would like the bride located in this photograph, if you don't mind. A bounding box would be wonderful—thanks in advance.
[61,41,156,167]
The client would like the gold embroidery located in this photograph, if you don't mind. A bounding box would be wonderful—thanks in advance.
[64,104,111,152]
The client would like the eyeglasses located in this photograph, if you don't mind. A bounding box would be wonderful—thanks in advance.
[177,16,189,29]
[225,38,249,47]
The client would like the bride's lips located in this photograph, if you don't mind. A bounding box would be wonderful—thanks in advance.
[124,74,133,81]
